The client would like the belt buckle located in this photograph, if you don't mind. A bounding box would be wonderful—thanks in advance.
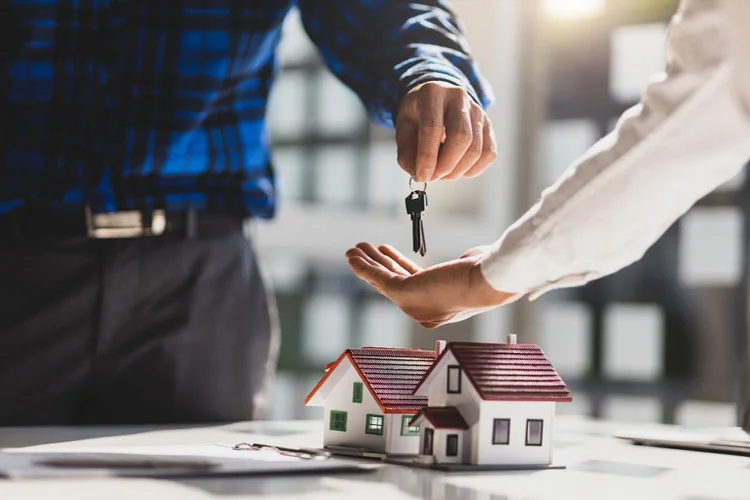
[85,207,166,239]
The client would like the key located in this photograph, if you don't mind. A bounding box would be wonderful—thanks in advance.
[405,190,428,256]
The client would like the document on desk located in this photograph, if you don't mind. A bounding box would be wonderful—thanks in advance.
[614,426,750,456]
[0,443,377,479]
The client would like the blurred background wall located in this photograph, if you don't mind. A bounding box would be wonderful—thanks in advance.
[253,0,747,427]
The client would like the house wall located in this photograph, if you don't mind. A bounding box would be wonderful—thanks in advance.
[423,351,482,462]
[322,359,387,453]
[425,351,482,426]
[432,429,465,464]
[474,401,555,465]
[415,420,470,463]
[385,414,421,455]
[470,418,480,464]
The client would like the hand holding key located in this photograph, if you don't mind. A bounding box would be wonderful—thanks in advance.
[406,180,428,256]
[396,82,497,182]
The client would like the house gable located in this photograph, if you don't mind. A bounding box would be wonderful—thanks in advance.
[414,350,480,403]
[414,342,572,403]
[306,347,436,414]
[305,354,359,407]
[413,350,483,430]
[415,350,442,397]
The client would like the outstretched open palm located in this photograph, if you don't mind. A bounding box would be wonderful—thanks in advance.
[345,243,520,329]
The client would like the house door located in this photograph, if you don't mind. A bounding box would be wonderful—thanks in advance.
[423,428,434,455]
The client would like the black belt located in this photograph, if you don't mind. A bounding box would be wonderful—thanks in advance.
[0,208,245,242]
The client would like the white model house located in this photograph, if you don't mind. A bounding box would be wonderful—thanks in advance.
[409,336,572,466]
[304,347,437,455]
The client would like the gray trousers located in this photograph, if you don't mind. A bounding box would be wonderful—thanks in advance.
[0,221,278,425]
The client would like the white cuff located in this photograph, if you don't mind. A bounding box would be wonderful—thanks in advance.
[477,217,600,300]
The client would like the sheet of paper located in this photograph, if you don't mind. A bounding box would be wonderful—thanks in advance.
[613,425,750,456]
[6,443,297,462]
[0,443,376,479]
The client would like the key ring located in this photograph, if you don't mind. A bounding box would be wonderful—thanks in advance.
[409,177,427,192]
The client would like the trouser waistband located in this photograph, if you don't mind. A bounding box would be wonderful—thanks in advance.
[0,208,245,242]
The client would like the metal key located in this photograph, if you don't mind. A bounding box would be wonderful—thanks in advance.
[405,189,428,256]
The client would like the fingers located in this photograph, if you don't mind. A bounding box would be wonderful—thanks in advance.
[378,244,422,274]
[423,89,496,181]
[433,96,472,181]
[396,82,497,182]
[346,244,410,295]
[443,105,484,181]
[464,115,498,178]
[353,243,411,276]
[345,247,382,271]
[413,85,445,182]
[396,119,418,177]
[347,256,397,293]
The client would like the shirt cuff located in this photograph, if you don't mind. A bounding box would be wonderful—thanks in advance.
[398,61,485,107]
[382,58,492,126]
[477,215,596,300]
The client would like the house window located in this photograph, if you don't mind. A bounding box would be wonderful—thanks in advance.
[447,365,461,393]
[329,410,347,432]
[526,419,544,446]
[365,414,384,435]
[401,415,421,436]
[352,382,363,403]
[492,418,510,445]
[446,434,459,457]
[423,428,434,455]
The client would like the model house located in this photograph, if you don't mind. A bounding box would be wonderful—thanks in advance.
[409,335,572,466]
[304,347,437,455]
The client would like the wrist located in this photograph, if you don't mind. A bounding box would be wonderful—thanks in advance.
[468,260,520,307]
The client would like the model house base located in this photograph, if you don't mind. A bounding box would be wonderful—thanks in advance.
[323,444,418,460]
[317,446,566,471]
[386,456,566,472]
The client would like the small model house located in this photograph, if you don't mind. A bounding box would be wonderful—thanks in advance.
[304,347,437,455]
[410,335,572,467]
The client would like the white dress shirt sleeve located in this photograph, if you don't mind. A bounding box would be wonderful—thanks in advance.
[479,0,750,300]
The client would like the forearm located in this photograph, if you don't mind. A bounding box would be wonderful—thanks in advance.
[479,0,750,298]
[297,0,493,127]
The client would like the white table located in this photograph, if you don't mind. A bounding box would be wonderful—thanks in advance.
[0,416,748,500]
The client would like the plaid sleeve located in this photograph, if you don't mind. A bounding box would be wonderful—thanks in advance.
[297,0,494,129]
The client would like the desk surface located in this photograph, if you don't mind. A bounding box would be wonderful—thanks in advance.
[0,416,748,500]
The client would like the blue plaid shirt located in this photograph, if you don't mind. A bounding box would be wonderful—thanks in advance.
[1,0,492,218]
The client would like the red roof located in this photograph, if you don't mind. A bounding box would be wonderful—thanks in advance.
[305,347,437,414]
[416,342,572,402]
[410,407,468,430]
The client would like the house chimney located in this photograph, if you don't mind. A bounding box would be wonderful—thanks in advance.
[435,340,446,354]
[506,334,517,344]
